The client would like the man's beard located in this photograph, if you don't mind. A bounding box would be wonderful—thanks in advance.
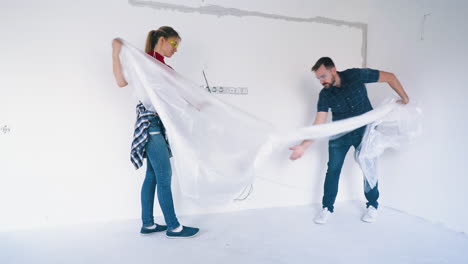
[323,76,335,88]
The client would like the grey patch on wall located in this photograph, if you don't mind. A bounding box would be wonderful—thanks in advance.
[129,0,367,66]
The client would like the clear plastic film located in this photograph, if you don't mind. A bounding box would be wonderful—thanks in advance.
[120,39,274,204]
[355,99,422,190]
[253,101,404,185]
[119,39,422,204]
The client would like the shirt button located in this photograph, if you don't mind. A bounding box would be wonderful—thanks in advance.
[346,97,350,100]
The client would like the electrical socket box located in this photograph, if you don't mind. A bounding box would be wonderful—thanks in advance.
[201,86,248,95]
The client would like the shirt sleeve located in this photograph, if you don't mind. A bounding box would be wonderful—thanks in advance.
[358,68,380,83]
[317,89,329,112]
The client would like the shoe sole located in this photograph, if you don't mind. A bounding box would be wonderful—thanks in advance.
[314,220,327,224]
[165,232,200,239]
[140,232,162,236]
[140,230,167,235]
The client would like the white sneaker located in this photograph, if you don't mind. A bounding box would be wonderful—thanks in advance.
[362,206,378,223]
[314,208,331,224]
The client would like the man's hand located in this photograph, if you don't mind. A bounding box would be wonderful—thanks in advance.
[289,145,307,160]
[379,71,410,105]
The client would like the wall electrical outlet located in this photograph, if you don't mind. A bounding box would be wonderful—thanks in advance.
[201,70,248,95]
[202,85,248,95]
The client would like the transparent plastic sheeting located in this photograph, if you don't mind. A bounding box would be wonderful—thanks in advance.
[355,99,422,189]
[254,98,422,191]
[119,39,421,204]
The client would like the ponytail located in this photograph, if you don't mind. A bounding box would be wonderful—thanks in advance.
[144,26,180,52]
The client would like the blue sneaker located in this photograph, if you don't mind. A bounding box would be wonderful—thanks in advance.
[140,224,168,235]
[166,226,200,239]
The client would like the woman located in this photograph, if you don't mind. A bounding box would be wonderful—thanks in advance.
[112,26,199,239]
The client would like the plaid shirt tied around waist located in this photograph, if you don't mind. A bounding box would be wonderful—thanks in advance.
[130,102,171,169]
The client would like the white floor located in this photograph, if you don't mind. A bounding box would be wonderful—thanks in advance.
[1,201,467,264]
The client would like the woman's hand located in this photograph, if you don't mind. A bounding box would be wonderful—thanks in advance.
[396,96,410,104]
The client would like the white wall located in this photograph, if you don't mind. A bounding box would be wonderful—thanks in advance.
[367,0,468,233]
[0,0,372,231]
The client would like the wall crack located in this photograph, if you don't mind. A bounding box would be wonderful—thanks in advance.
[129,0,367,66]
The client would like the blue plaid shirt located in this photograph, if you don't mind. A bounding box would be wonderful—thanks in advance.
[130,103,171,169]
[317,68,380,121]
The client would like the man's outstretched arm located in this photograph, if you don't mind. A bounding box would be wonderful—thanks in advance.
[289,111,328,160]
[378,71,410,104]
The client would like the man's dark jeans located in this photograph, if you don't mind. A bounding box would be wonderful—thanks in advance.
[322,126,379,212]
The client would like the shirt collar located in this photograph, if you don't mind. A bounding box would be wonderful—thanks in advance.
[148,51,165,64]
[329,71,345,91]
[147,51,173,69]
[337,71,346,86]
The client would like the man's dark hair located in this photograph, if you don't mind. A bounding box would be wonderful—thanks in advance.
[311,57,335,71]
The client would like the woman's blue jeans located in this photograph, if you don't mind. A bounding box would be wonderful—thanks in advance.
[322,126,379,212]
[141,116,180,229]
